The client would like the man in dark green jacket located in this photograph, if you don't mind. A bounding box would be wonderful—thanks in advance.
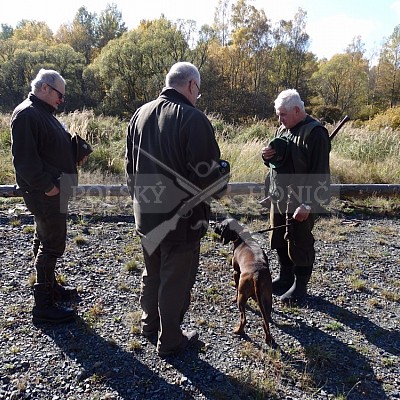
[11,69,85,324]
[262,89,331,305]
[126,62,229,357]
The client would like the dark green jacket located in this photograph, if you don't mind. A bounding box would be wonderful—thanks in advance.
[265,115,331,213]
[126,88,228,244]
[11,93,77,193]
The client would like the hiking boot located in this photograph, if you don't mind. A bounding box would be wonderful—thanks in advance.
[53,282,79,302]
[158,330,199,357]
[32,283,76,324]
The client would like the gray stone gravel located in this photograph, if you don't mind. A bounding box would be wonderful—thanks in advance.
[0,201,399,400]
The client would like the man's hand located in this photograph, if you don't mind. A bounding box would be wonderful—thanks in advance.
[45,186,60,196]
[293,204,311,222]
[78,155,88,167]
[261,145,276,161]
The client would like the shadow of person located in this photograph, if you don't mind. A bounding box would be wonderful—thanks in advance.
[163,342,257,400]
[34,317,186,399]
[274,303,390,400]
[307,296,399,356]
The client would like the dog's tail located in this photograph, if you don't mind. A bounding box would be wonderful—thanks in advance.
[254,268,273,344]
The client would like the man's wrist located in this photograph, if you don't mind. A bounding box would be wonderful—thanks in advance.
[45,185,55,194]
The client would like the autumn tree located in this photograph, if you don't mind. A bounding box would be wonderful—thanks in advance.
[270,8,311,95]
[0,24,13,40]
[13,20,54,45]
[373,25,400,109]
[95,3,127,53]
[0,38,85,112]
[206,2,317,120]
[2,4,398,121]
[206,0,275,119]
[85,17,195,116]
[55,4,127,65]
[56,7,97,64]
[213,0,231,47]
[311,37,369,118]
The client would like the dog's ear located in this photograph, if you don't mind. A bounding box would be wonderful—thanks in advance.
[215,221,230,245]
[220,222,235,245]
[220,226,230,245]
[216,219,242,245]
[214,223,224,240]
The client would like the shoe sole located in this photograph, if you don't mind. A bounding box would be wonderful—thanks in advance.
[32,314,78,324]
[158,332,199,357]
[32,315,76,324]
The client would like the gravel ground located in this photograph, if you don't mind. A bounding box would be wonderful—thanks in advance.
[0,198,399,400]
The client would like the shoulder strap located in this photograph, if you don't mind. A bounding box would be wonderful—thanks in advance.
[301,120,323,143]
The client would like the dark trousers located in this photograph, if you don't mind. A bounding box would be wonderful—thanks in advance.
[140,238,200,354]
[269,203,315,267]
[22,192,67,284]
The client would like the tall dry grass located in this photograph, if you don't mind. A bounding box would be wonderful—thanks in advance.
[0,113,15,184]
[217,119,400,184]
[1,111,399,186]
[330,124,400,183]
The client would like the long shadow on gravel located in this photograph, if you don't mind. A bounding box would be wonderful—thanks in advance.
[165,352,254,400]
[307,296,400,356]
[274,301,390,400]
[35,317,186,399]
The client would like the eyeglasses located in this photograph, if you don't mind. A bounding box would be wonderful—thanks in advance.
[47,83,65,100]
[191,80,201,99]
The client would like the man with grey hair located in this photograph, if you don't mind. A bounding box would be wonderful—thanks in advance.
[11,69,88,324]
[262,89,331,305]
[126,61,229,357]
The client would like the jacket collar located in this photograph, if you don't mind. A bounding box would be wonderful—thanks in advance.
[159,87,194,107]
[28,92,56,114]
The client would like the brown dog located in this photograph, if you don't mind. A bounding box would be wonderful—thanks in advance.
[215,218,273,345]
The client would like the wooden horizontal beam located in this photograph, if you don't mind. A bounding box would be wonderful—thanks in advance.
[1,183,399,198]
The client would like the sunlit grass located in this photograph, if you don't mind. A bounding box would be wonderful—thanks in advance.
[1,111,399,186]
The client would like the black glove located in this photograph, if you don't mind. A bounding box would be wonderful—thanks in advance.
[71,133,93,163]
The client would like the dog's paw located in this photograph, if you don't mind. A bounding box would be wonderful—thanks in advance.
[233,326,245,335]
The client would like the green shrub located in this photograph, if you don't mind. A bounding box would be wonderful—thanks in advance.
[83,145,124,175]
[0,129,11,150]
[233,121,274,143]
[208,113,238,141]
[0,113,11,151]
[311,105,343,123]
[369,106,400,130]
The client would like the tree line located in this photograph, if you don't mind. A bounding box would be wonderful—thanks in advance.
[1,0,399,123]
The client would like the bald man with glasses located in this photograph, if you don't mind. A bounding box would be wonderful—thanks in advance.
[126,62,229,357]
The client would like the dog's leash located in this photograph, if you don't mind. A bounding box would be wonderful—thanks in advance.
[254,218,293,234]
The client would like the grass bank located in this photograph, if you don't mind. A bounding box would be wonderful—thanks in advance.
[1,110,399,186]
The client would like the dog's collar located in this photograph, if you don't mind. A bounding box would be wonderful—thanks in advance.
[232,236,243,246]
[232,231,253,247]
